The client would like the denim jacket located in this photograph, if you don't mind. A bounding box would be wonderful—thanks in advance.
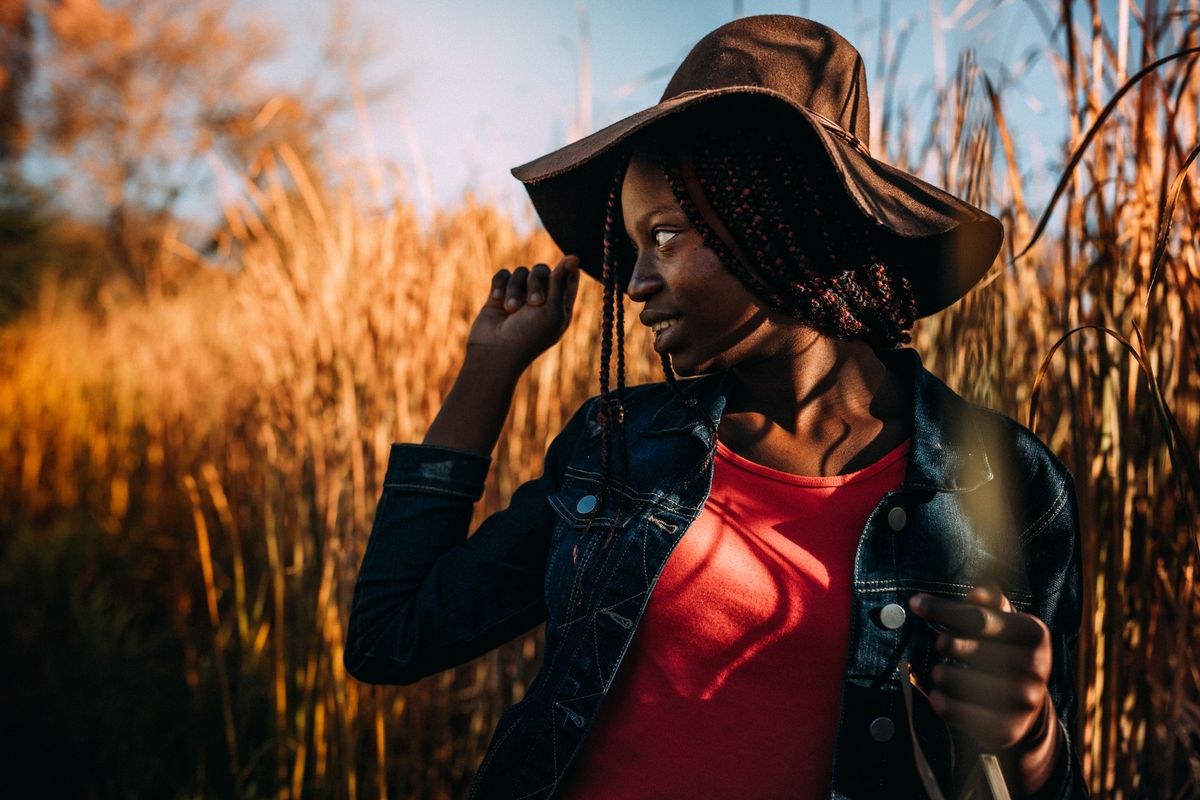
[345,346,1088,799]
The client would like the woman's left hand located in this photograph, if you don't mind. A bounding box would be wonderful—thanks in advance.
[907,582,1058,753]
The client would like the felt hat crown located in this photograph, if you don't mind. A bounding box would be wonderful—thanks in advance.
[511,14,1004,317]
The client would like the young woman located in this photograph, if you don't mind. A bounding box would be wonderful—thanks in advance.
[345,16,1087,800]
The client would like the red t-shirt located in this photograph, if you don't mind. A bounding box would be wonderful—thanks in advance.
[559,435,910,799]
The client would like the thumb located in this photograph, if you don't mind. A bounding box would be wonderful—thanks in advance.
[559,255,581,319]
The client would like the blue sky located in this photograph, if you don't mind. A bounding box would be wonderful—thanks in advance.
[248,1,1114,224]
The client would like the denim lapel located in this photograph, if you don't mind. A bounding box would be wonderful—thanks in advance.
[880,347,994,493]
[637,369,733,448]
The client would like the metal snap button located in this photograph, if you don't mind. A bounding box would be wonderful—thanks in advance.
[869,716,895,742]
[576,494,597,514]
[879,603,907,630]
[887,506,907,531]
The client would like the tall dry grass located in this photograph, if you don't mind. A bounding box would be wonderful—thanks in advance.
[0,144,667,797]
[0,2,1198,797]
[924,4,1200,794]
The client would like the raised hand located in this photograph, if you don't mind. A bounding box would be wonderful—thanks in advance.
[466,255,581,372]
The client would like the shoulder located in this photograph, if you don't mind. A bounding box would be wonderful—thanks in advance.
[552,378,684,450]
[962,400,1077,542]
[573,377,701,426]
[969,401,1071,480]
[910,355,1076,540]
[956,402,1084,624]
[935,394,1082,606]
[908,357,1075,505]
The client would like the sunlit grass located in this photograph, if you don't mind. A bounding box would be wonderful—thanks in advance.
[1,3,1199,797]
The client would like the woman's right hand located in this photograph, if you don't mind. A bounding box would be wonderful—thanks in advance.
[466,255,582,371]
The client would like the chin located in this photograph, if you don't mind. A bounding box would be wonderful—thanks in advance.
[666,354,718,378]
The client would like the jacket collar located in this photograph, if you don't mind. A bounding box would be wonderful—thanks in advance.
[637,347,993,493]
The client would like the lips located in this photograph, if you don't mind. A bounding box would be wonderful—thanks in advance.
[650,317,681,352]
[650,318,678,333]
[639,310,683,352]
[639,310,680,327]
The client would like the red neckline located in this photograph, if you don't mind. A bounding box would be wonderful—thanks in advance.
[714,436,911,487]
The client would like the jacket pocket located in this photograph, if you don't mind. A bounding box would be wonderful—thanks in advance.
[543,472,643,625]
[546,470,642,527]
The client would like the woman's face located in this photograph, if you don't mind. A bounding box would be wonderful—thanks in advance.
[620,148,802,377]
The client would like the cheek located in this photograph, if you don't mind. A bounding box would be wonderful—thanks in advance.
[693,265,763,329]
[668,243,767,345]
[679,246,740,300]
[678,298,767,370]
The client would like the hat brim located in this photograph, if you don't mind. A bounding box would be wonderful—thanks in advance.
[511,88,1004,318]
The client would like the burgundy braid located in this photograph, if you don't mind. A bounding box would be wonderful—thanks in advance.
[568,156,631,617]
[658,150,776,303]
[656,123,918,353]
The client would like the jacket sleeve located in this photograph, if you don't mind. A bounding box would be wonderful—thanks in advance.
[343,398,595,685]
[1020,466,1090,799]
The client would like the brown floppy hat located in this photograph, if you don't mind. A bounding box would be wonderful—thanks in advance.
[510,14,1004,318]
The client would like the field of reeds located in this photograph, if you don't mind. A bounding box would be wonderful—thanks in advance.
[1,3,1198,798]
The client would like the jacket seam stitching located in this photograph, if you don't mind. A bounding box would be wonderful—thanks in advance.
[380,481,479,500]
[562,467,693,513]
[513,780,555,800]
[1020,479,1069,544]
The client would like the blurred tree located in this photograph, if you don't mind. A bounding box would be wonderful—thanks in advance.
[0,0,33,161]
[0,176,51,323]
[0,0,43,326]
[0,174,125,324]
[18,0,352,294]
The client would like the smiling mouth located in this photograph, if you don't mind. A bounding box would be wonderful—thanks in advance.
[650,318,678,333]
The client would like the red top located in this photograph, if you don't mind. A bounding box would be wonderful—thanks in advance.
[559,435,910,799]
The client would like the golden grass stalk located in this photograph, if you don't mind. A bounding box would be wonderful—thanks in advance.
[0,3,1197,796]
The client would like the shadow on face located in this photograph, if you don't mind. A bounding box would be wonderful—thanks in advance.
[619,146,820,377]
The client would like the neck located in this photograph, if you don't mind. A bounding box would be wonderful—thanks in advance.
[724,330,904,437]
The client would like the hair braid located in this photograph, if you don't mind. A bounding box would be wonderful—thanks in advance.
[657,353,720,498]
[657,147,776,303]
[658,123,918,351]
[615,263,629,473]
[568,156,631,617]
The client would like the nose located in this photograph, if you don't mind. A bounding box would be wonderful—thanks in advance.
[625,252,663,303]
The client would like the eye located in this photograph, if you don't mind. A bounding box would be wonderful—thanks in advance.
[653,229,678,248]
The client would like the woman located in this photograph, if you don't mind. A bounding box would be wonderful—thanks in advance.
[345,16,1086,800]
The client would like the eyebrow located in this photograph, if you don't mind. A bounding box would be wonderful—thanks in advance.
[625,204,687,239]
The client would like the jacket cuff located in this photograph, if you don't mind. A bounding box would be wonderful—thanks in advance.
[1030,716,1085,800]
[382,443,492,502]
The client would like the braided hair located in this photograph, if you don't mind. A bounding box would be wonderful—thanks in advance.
[565,115,919,613]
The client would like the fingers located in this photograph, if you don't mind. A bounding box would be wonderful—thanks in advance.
[913,583,1059,752]
[909,593,1046,647]
[487,269,510,309]
[527,263,551,306]
[935,632,1052,679]
[487,263,556,312]
[926,684,1040,750]
[966,580,1013,613]
[546,255,581,319]
[932,661,1047,714]
[504,266,530,311]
